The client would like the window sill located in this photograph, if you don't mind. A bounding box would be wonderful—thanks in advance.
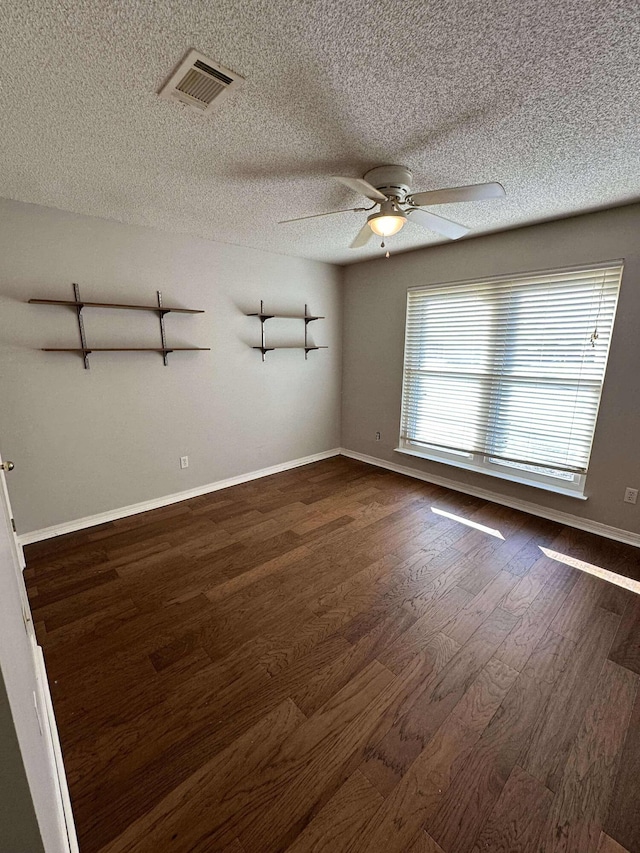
[394,447,588,500]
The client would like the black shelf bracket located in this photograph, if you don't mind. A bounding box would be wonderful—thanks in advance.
[304,303,311,360]
[73,283,90,369]
[252,347,276,358]
[157,290,170,366]
[260,300,268,362]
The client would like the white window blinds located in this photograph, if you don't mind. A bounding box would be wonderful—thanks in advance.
[400,262,623,475]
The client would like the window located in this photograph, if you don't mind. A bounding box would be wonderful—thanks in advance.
[398,261,623,495]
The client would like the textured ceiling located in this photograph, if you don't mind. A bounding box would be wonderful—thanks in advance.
[1,0,639,265]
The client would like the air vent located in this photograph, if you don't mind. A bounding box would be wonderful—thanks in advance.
[158,49,244,113]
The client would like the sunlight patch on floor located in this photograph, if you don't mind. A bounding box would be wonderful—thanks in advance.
[431,507,505,539]
[539,546,640,595]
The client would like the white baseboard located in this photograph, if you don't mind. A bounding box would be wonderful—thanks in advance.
[18,448,342,545]
[340,448,640,548]
[20,446,639,549]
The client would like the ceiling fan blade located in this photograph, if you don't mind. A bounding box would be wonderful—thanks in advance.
[332,176,387,202]
[279,208,361,224]
[410,182,506,207]
[349,222,374,249]
[405,207,470,240]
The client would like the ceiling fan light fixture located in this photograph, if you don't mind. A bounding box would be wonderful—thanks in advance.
[280,166,505,250]
[367,201,407,237]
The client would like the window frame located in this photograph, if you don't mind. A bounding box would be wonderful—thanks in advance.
[396,261,623,498]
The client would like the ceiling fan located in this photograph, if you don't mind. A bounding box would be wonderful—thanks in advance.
[280,165,505,249]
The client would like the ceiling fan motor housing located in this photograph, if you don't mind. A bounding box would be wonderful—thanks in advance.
[363,165,413,202]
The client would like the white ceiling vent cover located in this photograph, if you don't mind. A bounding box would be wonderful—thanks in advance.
[158,49,244,113]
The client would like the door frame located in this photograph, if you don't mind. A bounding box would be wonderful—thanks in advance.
[0,452,78,853]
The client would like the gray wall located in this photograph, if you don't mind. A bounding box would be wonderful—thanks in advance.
[342,203,640,535]
[4,196,639,537]
[0,198,342,534]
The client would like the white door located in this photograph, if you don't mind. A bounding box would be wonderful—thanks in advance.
[0,452,78,853]
[0,455,33,638]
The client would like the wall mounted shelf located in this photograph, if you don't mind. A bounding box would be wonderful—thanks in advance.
[29,284,209,369]
[29,299,204,315]
[247,301,327,361]
[246,311,324,321]
[42,348,209,353]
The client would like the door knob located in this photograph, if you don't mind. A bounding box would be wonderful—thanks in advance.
[1,461,14,472]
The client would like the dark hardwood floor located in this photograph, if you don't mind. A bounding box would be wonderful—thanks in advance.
[23,456,640,853]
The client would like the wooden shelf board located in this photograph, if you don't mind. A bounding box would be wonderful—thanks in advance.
[247,313,324,321]
[251,346,328,351]
[30,299,204,314]
[42,347,210,353]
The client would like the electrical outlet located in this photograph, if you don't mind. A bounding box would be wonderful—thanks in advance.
[180,456,189,469]
[624,487,638,504]
[375,431,381,441]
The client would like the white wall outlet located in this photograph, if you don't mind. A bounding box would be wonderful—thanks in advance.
[375,431,381,441]
[624,487,638,504]
[180,456,189,469]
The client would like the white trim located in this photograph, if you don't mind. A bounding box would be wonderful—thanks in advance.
[395,446,588,499]
[18,449,342,545]
[20,445,639,550]
[339,448,640,548]
[33,645,78,853]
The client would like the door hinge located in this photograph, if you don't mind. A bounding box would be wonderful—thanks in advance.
[11,517,16,533]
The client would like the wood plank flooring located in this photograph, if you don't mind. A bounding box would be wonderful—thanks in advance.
[23,456,640,853]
